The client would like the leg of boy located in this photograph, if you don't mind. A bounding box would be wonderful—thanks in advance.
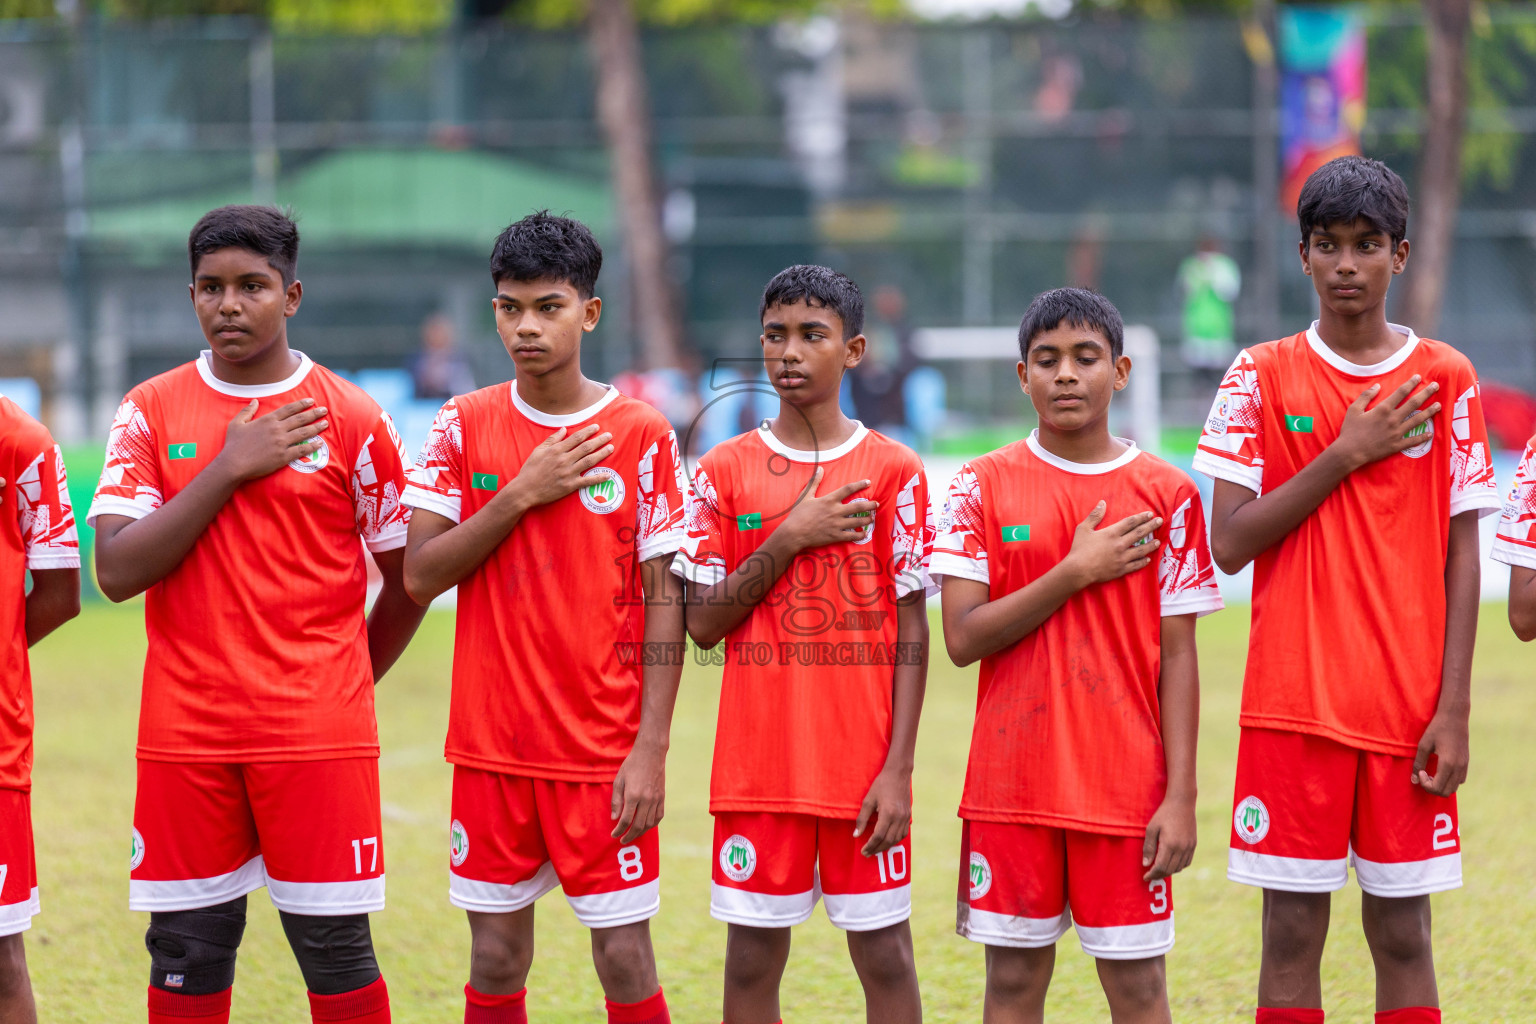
[723,924,791,1024]
[1258,890,1330,1010]
[591,921,668,1021]
[467,908,535,1001]
[1361,894,1437,1013]
[1096,957,1170,1024]
[846,921,920,1024]
[816,815,918,1023]
[0,934,34,1024]
[982,945,1053,1024]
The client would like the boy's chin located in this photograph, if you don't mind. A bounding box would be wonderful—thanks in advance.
[207,335,279,364]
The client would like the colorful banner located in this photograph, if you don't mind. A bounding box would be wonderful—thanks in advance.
[1279,5,1366,212]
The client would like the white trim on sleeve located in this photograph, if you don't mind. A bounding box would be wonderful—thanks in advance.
[400,485,461,525]
[25,553,80,570]
[1160,593,1225,618]
[1190,450,1263,493]
[364,520,409,553]
[1491,538,1536,570]
[85,495,156,528]
[671,550,726,586]
[1449,490,1502,519]
[929,551,989,585]
[638,528,686,565]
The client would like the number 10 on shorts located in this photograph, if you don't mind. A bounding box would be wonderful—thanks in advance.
[874,847,907,884]
[352,836,378,874]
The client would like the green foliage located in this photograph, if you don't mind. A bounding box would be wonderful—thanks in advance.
[0,0,55,17]
[270,0,452,33]
[498,0,904,29]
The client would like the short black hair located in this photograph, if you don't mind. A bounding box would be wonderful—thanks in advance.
[1018,287,1124,361]
[489,211,603,298]
[188,205,299,286]
[1297,155,1410,250]
[759,264,864,339]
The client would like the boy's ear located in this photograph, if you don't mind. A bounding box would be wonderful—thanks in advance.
[1299,239,1312,276]
[843,333,867,369]
[583,296,603,332]
[1113,353,1132,392]
[1016,359,1029,394]
[283,279,303,318]
[1392,238,1410,275]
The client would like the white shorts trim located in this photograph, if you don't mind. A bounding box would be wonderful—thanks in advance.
[0,889,40,937]
[267,875,385,916]
[1351,851,1463,898]
[1227,848,1348,893]
[822,884,911,932]
[710,883,816,929]
[129,856,268,912]
[956,903,1072,949]
[566,879,661,929]
[449,861,560,914]
[1075,917,1174,960]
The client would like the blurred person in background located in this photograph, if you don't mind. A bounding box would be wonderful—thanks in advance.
[411,312,477,401]
[849,286,920,446]
[1177,236,1242,385]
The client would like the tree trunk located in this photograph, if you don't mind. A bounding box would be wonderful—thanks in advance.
[588,0,685,371]
[1399,0,1472,335]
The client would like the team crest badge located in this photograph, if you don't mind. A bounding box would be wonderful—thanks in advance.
[968,851,992,901]
[579,466,625,514]
[130,827,146,870]
[719,834,757,882]
[1401,419,1433,459]
[288,437,330,474]
[1234,795,1270,844]
[449,820,469,867]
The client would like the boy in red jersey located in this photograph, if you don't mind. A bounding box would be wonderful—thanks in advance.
[89,206,426,1024]
[934,287,1222,1024]
[1493,436,1536,640]
[401,212,685,1024]
[674,265,933,1024]
[0,396,81,1022]
[1194,156,1500,1024]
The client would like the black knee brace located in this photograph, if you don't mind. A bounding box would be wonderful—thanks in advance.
[145,896,248,995]
[278,911,381,996]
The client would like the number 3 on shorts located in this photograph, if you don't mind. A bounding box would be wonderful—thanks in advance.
[1148,878,1168,914]
[617,844,643,881]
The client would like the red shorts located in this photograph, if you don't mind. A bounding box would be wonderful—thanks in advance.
[1228,728,1461,897]
[447,767,660,929]
[0,790,38,937]
[957,820,1173,960]
[130,759,384,914]
[709,811,911,932]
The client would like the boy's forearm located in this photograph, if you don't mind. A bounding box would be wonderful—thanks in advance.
[1437,511,1480,716]
[1511,567,1536,642]
[24,569,80,646]
[403,485,533,603]
[366,549,428,682]
[94,460,244,600]
[1157,615,1200,802]
[1211,448,1356,572]
[636,557,686,750]
[684,528,803,646]
[883,594,929,775]
[945,559,1084,666]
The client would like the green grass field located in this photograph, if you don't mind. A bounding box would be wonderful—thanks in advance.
[24,604,1535,1022]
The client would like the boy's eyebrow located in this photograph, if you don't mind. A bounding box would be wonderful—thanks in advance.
[496,291,566,303]
[196,270,274,283]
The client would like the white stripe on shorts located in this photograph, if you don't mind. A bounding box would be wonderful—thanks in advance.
[129,856,267,912]
[449,861,560,914]
[1075,916,1174,960]
[1227,848,1348,893]
[1351,850,1463,898]
[823,884,911,932]
[956,902,1072,948]
[709,883,816,928]
[0,888,40,937]
[566,879,660,928]
[267,874,385,915]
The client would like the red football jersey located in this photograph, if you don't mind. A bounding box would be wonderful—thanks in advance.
[87,353,412,763]
[672,424,935,818]
[402,384,687,782]
[1493,437,1536,571]
[1194,325,1501,756]
[0,397,79,790]
[932,433,1223,836]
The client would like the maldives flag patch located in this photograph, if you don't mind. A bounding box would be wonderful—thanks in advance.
[737,513,762,530]
[1285,415,1314,433]
[167,443,197,460]
[1001,524,1030,542]
[471,473,498,491]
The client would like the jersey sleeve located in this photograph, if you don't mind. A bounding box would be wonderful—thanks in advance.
[353,410,412,552]
[1492,440,1536,570]
[1191,350,1265,494]
[401,399,464,524]
[891,463,937,599]
[16,441,80,570]
[930,464,989,585]
[1446,371,1501,518]
[87,395,162,526]
[1158,483,1224,617]
[636,427,687,563]
[671,461,727,586]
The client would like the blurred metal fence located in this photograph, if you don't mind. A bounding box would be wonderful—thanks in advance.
[4,9,1536,441]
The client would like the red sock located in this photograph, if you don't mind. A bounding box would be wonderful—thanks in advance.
[465,984,528,1024]
[308,977,390,1023]
[147,986,232,1024]
[1376,1010,1440,1024]
[1257,1011,1324,1024]
[607,987,670,1024]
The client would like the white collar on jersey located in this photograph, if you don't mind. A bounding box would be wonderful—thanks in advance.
[755,420,869,463]
[1305,321,1420,376]
[1025,429,1141,476]
[509,380,620,427]
[195,350,315,398]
